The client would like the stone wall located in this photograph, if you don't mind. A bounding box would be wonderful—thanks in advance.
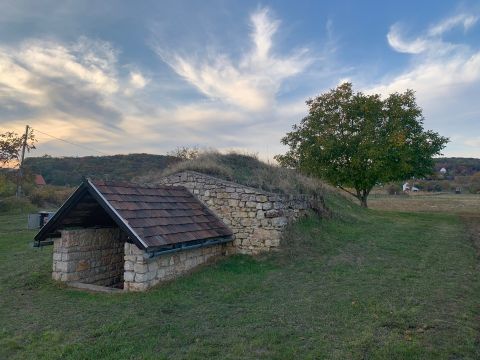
[123,242,225,291]
[155,171,311,254]
[52,228,125,286]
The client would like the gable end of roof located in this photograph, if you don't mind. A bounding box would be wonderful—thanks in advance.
[34,178,233,252]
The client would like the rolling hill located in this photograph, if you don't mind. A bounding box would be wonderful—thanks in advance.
[23,153,179,186]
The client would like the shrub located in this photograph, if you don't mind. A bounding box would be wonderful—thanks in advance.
[386,184,400,195]
[28,186,73,207]
[468,172,480,194]
[167,146,200,160]
[0,196,36,214]
[0,174,16,197]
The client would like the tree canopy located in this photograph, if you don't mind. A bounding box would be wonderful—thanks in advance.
[275,83,449,207]
[0,129,36,166]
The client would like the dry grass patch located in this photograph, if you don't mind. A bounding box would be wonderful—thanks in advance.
[138,151,329,197]
[368,193,480,214]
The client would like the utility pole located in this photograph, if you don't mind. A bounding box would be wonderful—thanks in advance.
[16,125,29,198]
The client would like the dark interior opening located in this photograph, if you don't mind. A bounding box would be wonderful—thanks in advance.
[50,192,126,289]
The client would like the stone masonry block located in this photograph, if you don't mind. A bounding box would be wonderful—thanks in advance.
[134,263,148,274]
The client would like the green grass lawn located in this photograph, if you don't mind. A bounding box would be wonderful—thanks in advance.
[1,207,479,359]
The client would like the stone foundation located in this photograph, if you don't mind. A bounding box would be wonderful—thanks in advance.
[123,242,225,291]
[155,171,312,254]
[52,228,125,286]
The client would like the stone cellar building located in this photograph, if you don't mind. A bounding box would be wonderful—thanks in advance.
[34,174,311,292]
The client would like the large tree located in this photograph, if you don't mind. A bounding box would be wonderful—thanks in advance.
[275,83,448,207]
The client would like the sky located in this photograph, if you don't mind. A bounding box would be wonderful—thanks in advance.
[1,0,479,160]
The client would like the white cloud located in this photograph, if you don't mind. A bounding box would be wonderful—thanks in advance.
[123,70,150,96]
[428,14,478,36]
[374,12,480,97]
[0,37,150,126]
[387,13,479,56]
[128,70,149,90]
[369,52,480,102]
[0,50,45,107]
[0,37,151,105]
[20,37,119,94]
[464,137,480,148]
[153,7,312,111]
[368,12,480,157]
[387,24,429,54]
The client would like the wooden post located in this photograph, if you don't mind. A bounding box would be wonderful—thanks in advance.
[16,125,29,198]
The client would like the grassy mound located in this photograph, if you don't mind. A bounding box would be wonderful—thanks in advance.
[137,151,360,218]
[139,152,322,195]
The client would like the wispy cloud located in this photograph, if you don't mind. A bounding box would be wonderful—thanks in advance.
[387,14,479,55]
[368,11,480,157]
[428,13,478,36]
[373,12,480,97]
[0,37,149,128]
[152,7,312,111]
[387,12,479,55]
[386,24,429,54]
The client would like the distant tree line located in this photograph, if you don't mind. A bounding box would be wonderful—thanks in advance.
[433,158,480,176]
[23,154,180,186]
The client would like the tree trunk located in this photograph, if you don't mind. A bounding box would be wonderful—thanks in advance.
[339,186,370,208]
[357,189,370,208]
[360,196,368,208]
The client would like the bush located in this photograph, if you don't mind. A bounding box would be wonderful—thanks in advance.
[386,184,401,195]
[0,196,36,214]
[167,146,200,160]
[416,180,449,192]
[0,174,16,197]
[468,172,480,194]
[28,186,73,207]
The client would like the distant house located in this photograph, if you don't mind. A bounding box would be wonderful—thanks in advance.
[440,167,447,174]
[403,182,419,192]
[34,174,46,186]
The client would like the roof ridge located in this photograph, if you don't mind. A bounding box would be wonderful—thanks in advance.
[92,179,189,191]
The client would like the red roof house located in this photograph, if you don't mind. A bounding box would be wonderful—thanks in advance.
[34,174,46,186]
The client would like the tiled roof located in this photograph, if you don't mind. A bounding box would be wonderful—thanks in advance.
[35,174,46,186]
[91,180,232,248]
[34,178,233,250]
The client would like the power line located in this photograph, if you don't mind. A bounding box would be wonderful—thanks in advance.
[31,127,110,156]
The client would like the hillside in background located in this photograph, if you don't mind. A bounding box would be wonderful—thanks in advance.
[433,157,480,176]
[2,151,356,213]
[21,153,480,186]
[23,154,179,186]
